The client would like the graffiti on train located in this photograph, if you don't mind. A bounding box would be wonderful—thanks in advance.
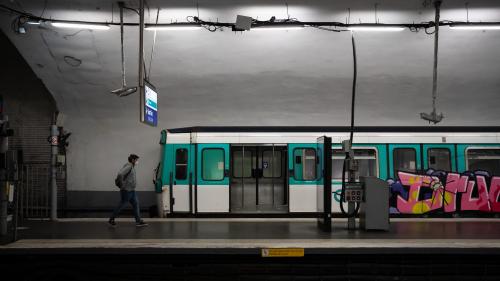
[388,170,500,214]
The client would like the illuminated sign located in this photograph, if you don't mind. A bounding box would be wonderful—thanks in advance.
[142,80,158,127]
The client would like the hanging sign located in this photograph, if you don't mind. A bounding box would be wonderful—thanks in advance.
[142,80,158,127]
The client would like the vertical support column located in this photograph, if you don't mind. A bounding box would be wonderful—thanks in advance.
[0,116,9,236]
[0,181,6,236]
[317,136,332,232]
[138,0,145,123]
[347,147,356,230]
[347,30,358,230]
[431,0,441,113]
[50,124,58,221]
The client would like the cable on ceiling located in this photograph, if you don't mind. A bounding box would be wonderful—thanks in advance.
[1,3,499,33]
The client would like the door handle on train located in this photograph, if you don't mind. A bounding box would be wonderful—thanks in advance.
[224,169,229,177]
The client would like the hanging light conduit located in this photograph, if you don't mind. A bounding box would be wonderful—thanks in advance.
[420,0,444,124]
[110,2,137,97]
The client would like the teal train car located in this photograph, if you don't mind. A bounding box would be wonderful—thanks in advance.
[155,127,500,216]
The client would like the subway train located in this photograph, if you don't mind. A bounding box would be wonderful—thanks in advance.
[155,126,500,216]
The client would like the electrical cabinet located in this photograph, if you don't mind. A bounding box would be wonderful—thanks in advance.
[359,176,389,231]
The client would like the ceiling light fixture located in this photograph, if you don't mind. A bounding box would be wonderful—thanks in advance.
[144,24,201,31]
[449,23,500,30]
[252,25,304,31]
[26,20,41,25]
[51,22,110,30]
[347,25,405,32]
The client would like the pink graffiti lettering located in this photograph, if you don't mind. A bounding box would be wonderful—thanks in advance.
[392,171,500,214]
[442,173,468,213]
[461,176,491,212]
[488,177,500,212]
[396,172,445,214]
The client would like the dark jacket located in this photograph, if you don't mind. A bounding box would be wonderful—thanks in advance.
[118,162,136,191]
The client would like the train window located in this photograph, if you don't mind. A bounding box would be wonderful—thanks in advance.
[175,148,188,180]
[428,148,451,171]
[467,148,500,175]
[293,148,316,181]
[202,148,225,181]
[356,149,378,178]
[332,149,377,180]
[393,148,417,173]
[332,150,345,180]
[233,150,252,178]
[263,150,281,178]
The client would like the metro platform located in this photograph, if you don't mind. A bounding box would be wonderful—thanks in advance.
[1,218,500,254]
[1,218,500,280]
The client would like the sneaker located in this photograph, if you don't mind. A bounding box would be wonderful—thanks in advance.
[136,220,148,227]
[108,218,116,227]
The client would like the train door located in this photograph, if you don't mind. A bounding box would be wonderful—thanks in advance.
[288,144,319,212]
[230,145,287,213]
[258,145,287,212]
[388,144,422,179]
[171,144,193,213]
[231,146,257,212]
[197,143,230,212]
[422,144,456,172]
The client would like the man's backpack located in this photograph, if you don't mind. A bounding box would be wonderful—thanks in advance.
[114,168,132,188]
[114,175,122,188]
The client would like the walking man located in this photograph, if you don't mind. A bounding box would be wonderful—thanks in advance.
[109,154,148,227]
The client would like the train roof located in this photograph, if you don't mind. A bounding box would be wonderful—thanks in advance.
[167,126,500,134]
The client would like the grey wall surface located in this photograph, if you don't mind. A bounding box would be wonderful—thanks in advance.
[0,29,69,212]
[0,30,57,164]
[0,29,57,164]
[1,0,500,211]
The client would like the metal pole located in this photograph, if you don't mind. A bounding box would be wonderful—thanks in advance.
[0,116,9,236]
[272,145,275,207]
[50,124,58,221]
[119,2,126,88]
[19,165,23,219]
[347,31,358,230]
[29,167,32,217]
[242,146,245,208]
[0,183,6,236]
[347,150,356,230]
[139,0,145,123]
[419,0,443,124]
[431,1,441,117]
[13,179,19,241]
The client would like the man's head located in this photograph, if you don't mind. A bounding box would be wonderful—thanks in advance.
[128,154,139,165]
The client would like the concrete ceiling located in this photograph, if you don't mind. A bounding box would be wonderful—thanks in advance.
[2,0,500,128]
[2,0,500,191]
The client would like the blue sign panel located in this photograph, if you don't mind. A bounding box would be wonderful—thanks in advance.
[143,82,158,126]
[145,106,157,126]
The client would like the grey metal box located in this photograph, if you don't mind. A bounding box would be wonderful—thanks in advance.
[235,15,252,30]
[359,176,390,231]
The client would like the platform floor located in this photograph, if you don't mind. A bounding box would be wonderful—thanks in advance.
[2,218,500,280]
[2,218,500,254]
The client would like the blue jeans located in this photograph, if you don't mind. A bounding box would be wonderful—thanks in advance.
[110,190,141,222]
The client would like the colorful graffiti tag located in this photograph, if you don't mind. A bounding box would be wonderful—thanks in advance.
[388,170,500,214]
